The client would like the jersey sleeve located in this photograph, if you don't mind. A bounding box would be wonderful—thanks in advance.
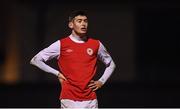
[30,40,61,76]
[35,40,60,62]
[97,41,116,84]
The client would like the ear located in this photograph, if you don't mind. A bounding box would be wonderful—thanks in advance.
[68,22,73,29]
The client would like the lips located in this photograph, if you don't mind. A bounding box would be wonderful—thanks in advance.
[81,28,87,31]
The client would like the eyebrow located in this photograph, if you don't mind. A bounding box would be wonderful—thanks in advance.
[76,18,87,20]
[75,18,88,21]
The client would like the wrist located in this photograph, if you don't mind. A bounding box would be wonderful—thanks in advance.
[57,72,60,77]
[98,79,105,85]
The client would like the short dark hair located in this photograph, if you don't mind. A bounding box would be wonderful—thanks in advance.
[68,10,87,22]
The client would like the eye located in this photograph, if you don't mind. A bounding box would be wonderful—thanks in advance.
[77,19,82,23]
[84,19,88,23]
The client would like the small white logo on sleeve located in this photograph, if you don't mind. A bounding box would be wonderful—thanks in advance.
[87,48,93,56]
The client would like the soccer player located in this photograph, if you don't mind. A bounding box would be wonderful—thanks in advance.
[30,10,116,108]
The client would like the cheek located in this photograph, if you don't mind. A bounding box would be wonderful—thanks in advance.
[74,24,81,30]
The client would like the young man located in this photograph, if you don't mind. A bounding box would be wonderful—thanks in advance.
[30,10,116,108]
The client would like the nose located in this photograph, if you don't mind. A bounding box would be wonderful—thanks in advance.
[82,20,87,25]
[82,22,86,26]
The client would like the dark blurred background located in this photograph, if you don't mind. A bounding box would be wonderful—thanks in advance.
[0,0,180,108]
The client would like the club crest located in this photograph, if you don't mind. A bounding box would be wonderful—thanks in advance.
[87,48,93,56]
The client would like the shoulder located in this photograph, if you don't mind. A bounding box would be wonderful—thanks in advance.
[59,36,72,45]
[59,36,69,41]
[87,37,101,49]
[88,37,100,44]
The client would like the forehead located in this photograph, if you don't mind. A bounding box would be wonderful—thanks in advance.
[74,15,87,20]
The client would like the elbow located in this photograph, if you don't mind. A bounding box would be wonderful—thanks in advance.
[30,56,44,67]
[30,57,35,65]
[112,61,116,70]
[108,60,116,70]
[30,57,37,66]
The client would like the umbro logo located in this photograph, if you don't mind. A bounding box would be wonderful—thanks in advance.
[66,49,73,53]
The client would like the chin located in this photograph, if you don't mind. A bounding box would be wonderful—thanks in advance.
[79,32,87,35]
[75,31,87,37]
[79,33,86,36]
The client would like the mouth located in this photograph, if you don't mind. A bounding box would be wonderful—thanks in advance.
[81,28,87,31]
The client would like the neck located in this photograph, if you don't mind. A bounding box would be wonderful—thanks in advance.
[72,30,86,38]
[72,31,87,41]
